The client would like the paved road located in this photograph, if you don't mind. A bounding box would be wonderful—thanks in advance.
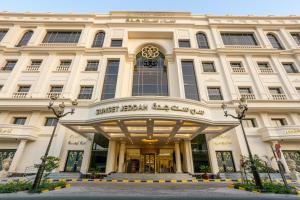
[0,182,299,200]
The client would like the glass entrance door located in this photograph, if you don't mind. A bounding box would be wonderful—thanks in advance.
[64,150,83,172]
[144,153,155,173]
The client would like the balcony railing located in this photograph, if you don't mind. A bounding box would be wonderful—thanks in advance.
[47,92,62,99]
[39,43,77,47]
[56,65,70,72]
[224,45,261,49]
[259,68,274,74]
[272,94,287,100]
[12,92,28,99]
[25,65,40,72]
[241,93,256,100]
[259,125,300,141]
[232,67,246,73]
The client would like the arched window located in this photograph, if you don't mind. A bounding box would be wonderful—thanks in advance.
[16,30,33,47]
[267,33,284,50]
[132,45,168,96]
[92,31,105,47]
[196,32,209,49]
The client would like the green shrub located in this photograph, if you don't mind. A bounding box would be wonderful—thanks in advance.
[234,182,298,195]
[0,180,31,193]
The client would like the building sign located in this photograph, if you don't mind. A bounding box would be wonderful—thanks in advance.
[0,128,13,134]
[96,102,204,116]
[286,129,300,134]
[126,18,176,24]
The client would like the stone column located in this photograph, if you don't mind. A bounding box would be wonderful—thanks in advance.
[105,140,117,174]
[174,141,182,173]
[80,134,93,174]
[9,140,27,173]
[184,140,193,173]
[117,141,126,173]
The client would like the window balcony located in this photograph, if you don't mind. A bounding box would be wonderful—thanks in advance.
[47,92,62,99]
[232,67,246,73]
[39,43,77,47]
[259,125,300,142]
[259,68,274,74]
[25,65,40,72]
[240,93,256,100]
[56,65,70,72]
[12,92,28,99]
[0,124,39,141]
[271,94,287,100]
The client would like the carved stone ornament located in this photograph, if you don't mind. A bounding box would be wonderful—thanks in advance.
[141,45,159,59]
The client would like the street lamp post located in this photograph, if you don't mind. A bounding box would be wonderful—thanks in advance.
[221,97,263,189]
[32,96,78,190]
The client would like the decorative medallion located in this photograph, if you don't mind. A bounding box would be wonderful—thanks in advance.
[141,45,159,59]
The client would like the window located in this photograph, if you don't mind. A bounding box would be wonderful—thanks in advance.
[202,62,216,72]
[13,117,26,125]
[57,60,72,71]
[110,39,123,47]
[296,87,300,96]
[17,85,31,93]
[85,60,99,71]
[50,85,63,93]
[291,33,300,46]
[271,118,287,127]
[267,33,284,50]
[207,87,223,100]
[239,87,252,94]
[0,85,3,91]
[92,31,105,47]
[178,39,191,48]
[196,32,209,49]
[216,151,235,173]
[0,150,16,171]
[230,62,245,72]
[78,86,93,99]
[1,60,17,71]
[283,151,300,167]
[257,62,273,73]
[133,49,168,96]
[101,59,120,100]
[269,87,282,94]
[16,31,33,47]
[89,134,109,173]
[181,61,199,101]
[43,31,81,43]
[30,60,42,67]
[221,33,258,46]
[282,63,298,73]
[45,117,58,126]
[242,118,257,128]
[0,30,8,42]
[192,135,211,173]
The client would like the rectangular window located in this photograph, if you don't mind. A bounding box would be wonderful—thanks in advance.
[178,39,191,48]
[30,60,42,66]
[296,87,300,96]
[42,31,81,43]
[291,33,300,46]
[0,85,3,91]
[269,87,282,94]
[50,85,63,93]
[60,60,72,67]
[110,39,123,47]
[2,60,17,71]
[181,61,199,101]
[78,86,94,99]
[271,118,287,127]
[13,117,26,125]
[45,117,58,126]
[202,62,216,72]
[216,151,235,173]
[239,87,252,94]
[17,85,31,93]
[282,63,299,73]
[101,59,120,100]
[0,30,8,42]
[221,33,258,46]
[85,60,99,71]
[242,118,257,128]
[207,87,223,100]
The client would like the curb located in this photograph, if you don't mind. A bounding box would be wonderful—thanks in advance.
[41,183,71,193]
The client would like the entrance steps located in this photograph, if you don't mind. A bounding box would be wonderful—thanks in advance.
[46,172,81,179]
[105,173,195,181]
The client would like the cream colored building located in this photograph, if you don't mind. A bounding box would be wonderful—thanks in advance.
[0,11,299,176]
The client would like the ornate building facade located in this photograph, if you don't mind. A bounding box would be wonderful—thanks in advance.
[0,11,299,175]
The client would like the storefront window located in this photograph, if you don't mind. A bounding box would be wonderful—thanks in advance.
[0,149,16,170]
[89,134,109,173]
[216,151,236,173]
[191,135,211,173]
[283,150,300,166]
